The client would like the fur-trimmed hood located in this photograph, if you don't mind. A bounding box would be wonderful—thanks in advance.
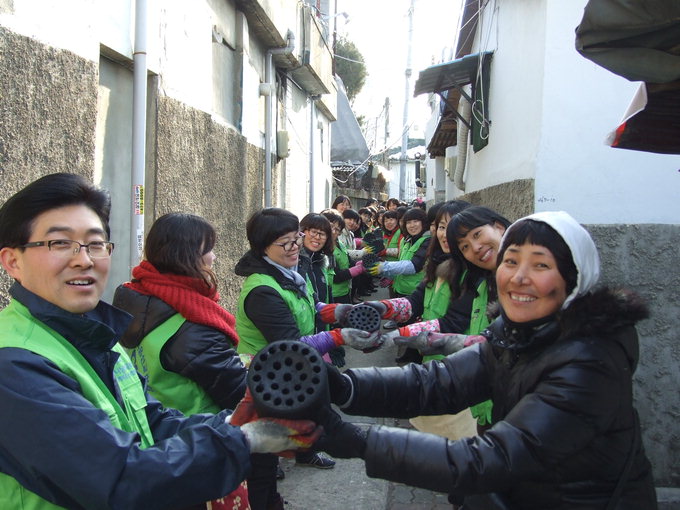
[486,287,648,368]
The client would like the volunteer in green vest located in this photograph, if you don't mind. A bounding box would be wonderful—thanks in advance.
[0,174,319,510]
[368,207,432,297]
[295,213,339,469]
[320,209,366,305]
[394,206,511,432]
[234,208,382,496]
[112,212,251,509]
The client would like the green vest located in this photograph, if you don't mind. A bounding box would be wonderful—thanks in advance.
[0,299,154,510]
[236,273,316,356]
[420,277,490,363]
[127,313,220,416]
[393,232,431,295]
[331,243,351,298]
[384,229,401,262]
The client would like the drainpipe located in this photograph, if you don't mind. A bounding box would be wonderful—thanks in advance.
[131,0,148,266]
[262,31,295,207]
[309,97,316,212]
[454,95,471,191]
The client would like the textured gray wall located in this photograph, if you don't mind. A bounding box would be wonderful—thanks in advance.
[0,27,98,306]
[150,96,264,310]
[588,224,680,487]
[460,178,534,222]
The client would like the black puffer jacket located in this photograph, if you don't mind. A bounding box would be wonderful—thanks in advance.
[113,286,246,410]
[342,288,657,509]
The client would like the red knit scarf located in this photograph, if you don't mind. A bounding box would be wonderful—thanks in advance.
[124,260,239,345]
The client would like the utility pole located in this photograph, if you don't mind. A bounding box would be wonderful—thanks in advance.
[399,0,414,201]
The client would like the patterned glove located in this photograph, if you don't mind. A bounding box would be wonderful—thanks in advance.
[364,298,411,321]
[394,331,483,356]
[379,277,393,288]
[329,328,384,352]
[317,303,353,325]
[241,418,322,454]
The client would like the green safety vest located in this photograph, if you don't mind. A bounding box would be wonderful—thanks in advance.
[421,277,490,363]
[393,232,431,295]
[0,299,154,510]
[331,243,351,298]
[384,229,401,262]
[127,313,220,416]
[236,273,316,356]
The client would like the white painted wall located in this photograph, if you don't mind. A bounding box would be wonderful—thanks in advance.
[536,0,679,224]
[461,0,680,224]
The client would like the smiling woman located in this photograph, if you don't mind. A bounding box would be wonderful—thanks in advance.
[314,211,657,509]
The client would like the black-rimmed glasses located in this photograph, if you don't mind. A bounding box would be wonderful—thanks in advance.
[20,239,115,258]
[272,233,305,252]
[306,229,328,240]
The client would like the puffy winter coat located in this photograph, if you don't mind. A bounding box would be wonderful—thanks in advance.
[342,288,657,509]
[113,285,246,411]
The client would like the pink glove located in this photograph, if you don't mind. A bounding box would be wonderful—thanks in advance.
[349,260,365,277]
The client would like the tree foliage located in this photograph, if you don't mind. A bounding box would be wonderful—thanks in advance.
[335,37,367,103]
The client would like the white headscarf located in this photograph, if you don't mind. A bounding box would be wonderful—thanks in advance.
[500,211,600,309]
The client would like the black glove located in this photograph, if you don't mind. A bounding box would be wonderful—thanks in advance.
[327,346,346,368]
[315,407,367,459]
[325,363,353,405]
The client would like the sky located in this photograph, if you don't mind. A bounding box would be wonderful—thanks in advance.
[336,0,464,154]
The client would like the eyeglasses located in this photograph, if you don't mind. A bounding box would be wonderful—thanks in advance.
[306,229,328,240]
[20,239,115,258]
[272,232,305,252]
[331,226,342,234]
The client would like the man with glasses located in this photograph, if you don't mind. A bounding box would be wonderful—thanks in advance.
[0,173,320,509]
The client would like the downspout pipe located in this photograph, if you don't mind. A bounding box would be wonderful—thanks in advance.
[454,94,471,191]
[263,31,295,207]
[309,97,316,213]
[131,0,148,266]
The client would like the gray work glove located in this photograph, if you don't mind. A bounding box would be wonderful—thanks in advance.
[393,331,479,356]
[331,328,384,352]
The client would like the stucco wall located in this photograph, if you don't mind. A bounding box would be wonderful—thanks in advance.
[150,96,264,311]
[588,224,680,487]
[0,27,97,306]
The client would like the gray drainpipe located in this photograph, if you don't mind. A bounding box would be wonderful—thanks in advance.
[262,31,295,207]
[131,0,148,266]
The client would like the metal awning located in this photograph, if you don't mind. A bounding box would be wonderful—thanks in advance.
[414,52,492,97]
[414,52,493,153]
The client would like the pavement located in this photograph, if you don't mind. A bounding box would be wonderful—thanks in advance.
[277,286,453,510]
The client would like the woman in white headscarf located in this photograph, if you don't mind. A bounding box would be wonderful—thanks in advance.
[315,211,657,510]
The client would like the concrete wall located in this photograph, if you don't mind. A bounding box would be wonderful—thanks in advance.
[0,27,98,306]
[588,224,680,487]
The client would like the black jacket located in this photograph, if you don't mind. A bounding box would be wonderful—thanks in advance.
[342,288,657,509]
[113,285,246,410]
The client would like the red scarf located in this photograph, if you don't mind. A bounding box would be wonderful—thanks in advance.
[125,260,239,345]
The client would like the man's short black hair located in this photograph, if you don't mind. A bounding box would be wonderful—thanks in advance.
[0,173,111,249]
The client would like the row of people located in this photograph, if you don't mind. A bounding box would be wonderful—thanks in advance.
[0,174,656,509]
